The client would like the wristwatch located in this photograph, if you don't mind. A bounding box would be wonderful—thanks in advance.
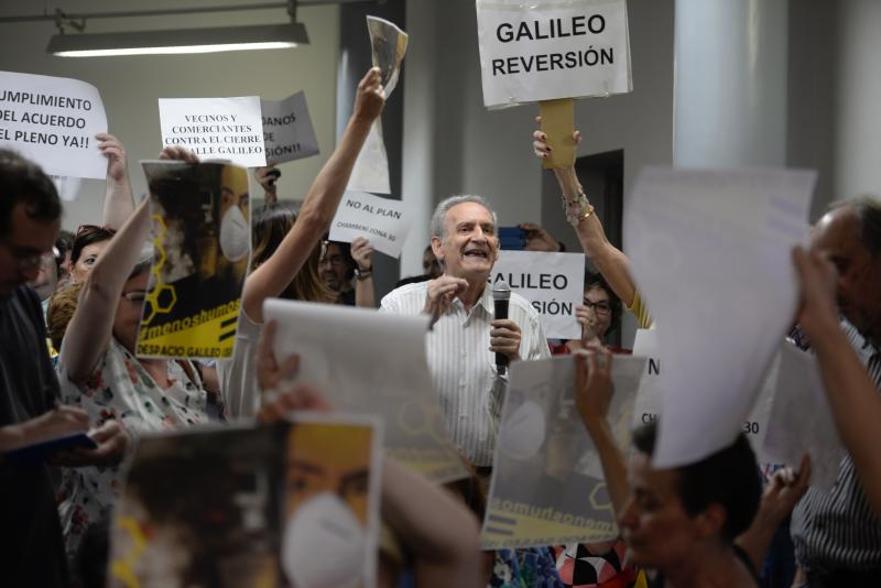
[354,267,373,280]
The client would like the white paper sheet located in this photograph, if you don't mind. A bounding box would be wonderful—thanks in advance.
[625,167,816,467]
[0,71,108,179]
[482,354,645,548]
[328,191,410,258]
[264,299,468,483]
[261,91,320,166]
[475,0,632,109]
[490,251,585,340]
[763,341,846,491]
[158,96,266,167]
[50,175,83,202]
[347,16,409,195]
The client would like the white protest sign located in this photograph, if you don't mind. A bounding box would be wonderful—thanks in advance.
[491,250,584,340]
[347,16,409,194]
[475,0,632,109]
[763,341,846,491]
[158,96,266,167]
[625,167,816,468]
[483,354,645,548]
[261,91,319,165]
[329,191,410,258]
[631,328,777,455]
[264,299,468,483]
[0,71,107,179]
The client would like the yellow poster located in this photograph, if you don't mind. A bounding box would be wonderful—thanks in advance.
[136,161,250,359]
[109,416,381,588]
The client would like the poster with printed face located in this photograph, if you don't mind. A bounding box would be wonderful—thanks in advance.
[108,416,381,588]
[265,298,469,483]
[0,71,108,178]
[490,250,585,339]
[261,91,320,165]
[329,191,410,258]
[135,161,250,360]
[482,354,645,549]
[158,96,266,167]
[346,16,409,195]
[475,0,632,109]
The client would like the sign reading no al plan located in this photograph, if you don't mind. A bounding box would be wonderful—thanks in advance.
[475,0,632,109]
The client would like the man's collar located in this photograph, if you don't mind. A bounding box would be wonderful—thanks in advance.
[476,282,494,314]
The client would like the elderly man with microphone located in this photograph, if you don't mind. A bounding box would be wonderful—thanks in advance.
[381,195,549,481]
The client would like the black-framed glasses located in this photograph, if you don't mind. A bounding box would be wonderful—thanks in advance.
[583,300,612,315]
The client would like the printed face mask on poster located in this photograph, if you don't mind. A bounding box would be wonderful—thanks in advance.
[219,204,249,262]
[281,492,366,588]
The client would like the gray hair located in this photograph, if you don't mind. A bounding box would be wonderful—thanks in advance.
[429,194,498,240]
[830,194,881,256]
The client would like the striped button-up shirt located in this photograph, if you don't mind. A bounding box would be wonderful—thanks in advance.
[791,321,881,571]
[380,280,549,466]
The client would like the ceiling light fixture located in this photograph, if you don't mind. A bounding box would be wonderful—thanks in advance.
[0,0,378,57]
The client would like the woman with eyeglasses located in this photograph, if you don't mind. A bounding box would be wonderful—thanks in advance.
[550,271,624,357]
[54,147,217,571]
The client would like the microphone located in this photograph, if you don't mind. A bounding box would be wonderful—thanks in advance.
[492,277,511,375]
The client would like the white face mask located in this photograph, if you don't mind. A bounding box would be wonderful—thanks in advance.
[219,204,249,262]
[281,492,366,588]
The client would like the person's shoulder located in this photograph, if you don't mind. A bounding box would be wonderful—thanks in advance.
[5,285,43,325]
[382,281,428,306]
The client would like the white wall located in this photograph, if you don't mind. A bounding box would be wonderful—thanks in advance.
[835,0,881,202]
[0,1,340,230]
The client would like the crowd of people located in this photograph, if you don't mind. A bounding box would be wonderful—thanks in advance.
[2,63,881,588]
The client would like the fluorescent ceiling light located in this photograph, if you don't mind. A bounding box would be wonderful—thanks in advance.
[47,23,309,57]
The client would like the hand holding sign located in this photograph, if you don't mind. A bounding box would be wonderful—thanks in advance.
[353,67,386,124]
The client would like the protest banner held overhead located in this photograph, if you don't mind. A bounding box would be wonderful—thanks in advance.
[109,416,382,588]
[261,91,320,165]
[475,0,632,109]
[490,250,584,340]
[158,96,266,167]
[0,70,108,179]
[329,191,410,258]
[347,16,409,195]
[136,160,251,360]
[625,167,816,468]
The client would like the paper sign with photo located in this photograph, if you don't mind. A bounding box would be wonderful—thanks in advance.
[108,416,381,588]
[264,298,469,483]
[329,191,410,258]
[475,0,632,109]
[347,16,409,195]
[136,161,251,360]
[158,96,266,167]
[625,167,816,468]
[0,71,108,178]
[491,250,585,340]
[261,91,320,165]
[482,354,645,549]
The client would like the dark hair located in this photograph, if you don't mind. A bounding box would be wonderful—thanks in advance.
[251,205,335,303]
[832,195,881,257]
[0,149,61,238]
[324,240,356,281]
[71,225,116,265]
[632,421,761,541]
[585,270,623,335]
[55,230,74,271]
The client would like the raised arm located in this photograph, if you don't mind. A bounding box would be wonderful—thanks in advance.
[794,245,881,514]
[351,237,377,308]
[242,68,385,322]
[97,133,135,230]
[533,124,638,309]
[574,349,630,516]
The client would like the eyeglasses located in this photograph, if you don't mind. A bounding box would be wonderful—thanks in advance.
[75,224,117,241]
[583,300,612,315]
